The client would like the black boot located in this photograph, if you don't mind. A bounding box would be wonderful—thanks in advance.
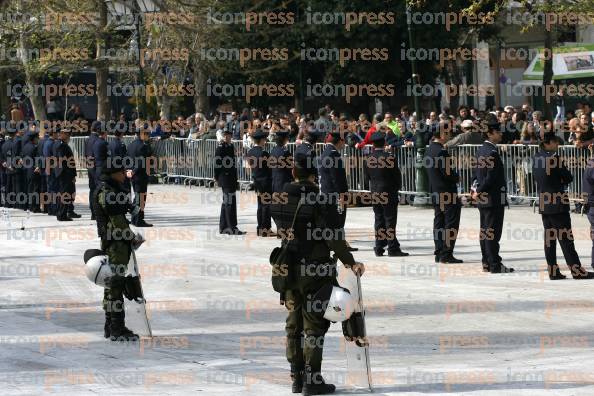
[104,311,111,338]
[135,211,153,227]
[302,366,335,395]
[290,366,304,393]
[548,264,566,280]
[109,311,139,341]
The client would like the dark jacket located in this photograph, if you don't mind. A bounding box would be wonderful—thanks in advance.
[1,137,14,174]
[92,137,109,176]
[246,145,272,193]
[127,138,152,181]
[294,141,318,179]
[43,137,56,177]
[533,149,573,214]
[108,137,128,165]
[214,142,238,192]
[425,141,459,205]
[319,144,348,200]
[54,139,76,180]
[270,144,293,193]
[85,133,98,169]
[474,141,507,208]
[22,140,40,178]
[363,148,401,194]
[583,158,594,208]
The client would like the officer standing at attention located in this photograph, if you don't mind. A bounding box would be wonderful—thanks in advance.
[533,132,594,279]
[126,126,153,227]
[108,128,129,190]
[54,128,79,221]
[92,127,109,193]
[0,127,5,207]
[295,128,323,182]
[38,128,49,213]
[270,130,293,194]
[43,128,58,215]
[92,162,141,341]
[86,121,101,219]
[22,130,41,212]
[425,126,462,263]
[472,114,513,273]
[364,132,409,257]
[1,126,16,208]
[270,130,293,231]
[271,152,364,396]
[319,131,358,251]
[583,145,594,271]
[13,125,26,210]
[215,129,245,235]
[246,128,274,236]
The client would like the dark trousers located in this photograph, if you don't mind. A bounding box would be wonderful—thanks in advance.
[433,202,461,260]
[479,205,505,268]
[15,171,26,209]
[56,177,75,219]
[588,208,594,270]
[0,170,5,207]
[46,173,58,215]
[26,172,40,211]
[219,190,238,233]
[40,172,47,212]
[256,191,272,232]
[131,178,148,224]
[373,192,400,253]
[4,173,15,208]
[88,168,96,216]
[542,212,582,272]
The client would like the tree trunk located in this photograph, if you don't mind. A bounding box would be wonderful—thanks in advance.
[193,65,208,113]
[95,0,110,121]
[158,90,172,120]
[543,20,554,121]
[18,34,46,121]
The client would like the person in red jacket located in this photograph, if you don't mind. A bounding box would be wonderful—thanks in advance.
[356,113,383,149]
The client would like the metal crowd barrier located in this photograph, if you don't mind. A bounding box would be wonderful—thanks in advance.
[68,136,593,203]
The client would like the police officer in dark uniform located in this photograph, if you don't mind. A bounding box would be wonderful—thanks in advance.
[319,130,358,253]
[108,128,130,190]
[472,114,514,273]
[43,128,58,215]
[246,128,274,236]
[13,125,26,210]
[92,127,109,192]
[86,121,101,219]
[425,126,462,263]
[364,132,409,257]
[1,126,16,208]
[533,133,594,279]
[0,127,7,207]
[270,130,293,194]
[92,162,141,341]
[22,130,42,212]
[54,128,78,221]
[583,149,594,271]
[126,126,153,227]
[215,129,245,235]
[38,129,49,213]
[271,152,364,396]
[295,128,323,182]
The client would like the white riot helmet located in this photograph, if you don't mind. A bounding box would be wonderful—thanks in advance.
[313,284,356,323]
[83,249,113,287]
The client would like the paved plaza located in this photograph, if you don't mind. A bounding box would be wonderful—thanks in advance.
[1,182,594,395]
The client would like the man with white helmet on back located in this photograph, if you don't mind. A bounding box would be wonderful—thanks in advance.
[91,161,143,341]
